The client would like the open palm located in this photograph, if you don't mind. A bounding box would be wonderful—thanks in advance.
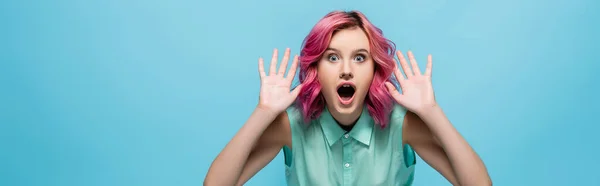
[385,51,437,115]
[257,48,303,113]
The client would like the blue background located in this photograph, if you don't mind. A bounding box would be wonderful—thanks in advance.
[1,0,599,185]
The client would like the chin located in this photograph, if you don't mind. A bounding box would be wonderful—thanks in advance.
[331,102,357,114]
[325,94,366,125]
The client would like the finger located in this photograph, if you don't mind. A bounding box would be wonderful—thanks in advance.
[393,60,405,83]
[286,55,299,84]
[385,82,403,102]
[258,57,266,79]
[278,48,290,77]
[408,51,421,76]
[425,54,433,76]
[269,48,278,76]
[397,50,413,78]
[290,83,304,99]
[384,81,398,93]
[392,62,406,89]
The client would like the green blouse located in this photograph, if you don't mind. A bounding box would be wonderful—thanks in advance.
[282,104,416,186]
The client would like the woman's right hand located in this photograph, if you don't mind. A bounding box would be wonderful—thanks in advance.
[257,48,303,114]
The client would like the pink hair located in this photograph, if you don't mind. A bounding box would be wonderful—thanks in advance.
[295,10,398,128]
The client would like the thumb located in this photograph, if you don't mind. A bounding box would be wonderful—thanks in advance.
[384,82,399,95]
[384,82,403,103]
[290,83,304,99]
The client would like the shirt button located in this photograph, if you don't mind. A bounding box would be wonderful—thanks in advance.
[344,163,350,168]
[344,134,349,138]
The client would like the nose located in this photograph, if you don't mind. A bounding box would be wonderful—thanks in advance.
[339,72,353,79]
[339,71,353,80]
[339,60,353,80]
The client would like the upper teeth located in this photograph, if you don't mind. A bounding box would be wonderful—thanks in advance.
[342,84,351,87]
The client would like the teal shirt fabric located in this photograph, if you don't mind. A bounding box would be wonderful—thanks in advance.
[282,104,416,186]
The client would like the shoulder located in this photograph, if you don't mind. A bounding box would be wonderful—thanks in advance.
[387,103,409,132]
[389,103,409,122]
[383,103,408,143]
[260,108,295,148]
[271,105,304,138]
[388,104,420,169]
[268,105,305,132]
[399,108,429,146]
[386,103,421,144]
[284,106,304,125]
[266,105,306,148]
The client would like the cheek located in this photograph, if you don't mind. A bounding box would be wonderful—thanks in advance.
[358,79,373,95]
[355,64,375,94]
[316,65,337,96]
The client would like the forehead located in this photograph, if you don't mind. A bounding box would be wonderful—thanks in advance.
[328,27,370,51]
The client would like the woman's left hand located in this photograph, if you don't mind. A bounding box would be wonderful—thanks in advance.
[385,50,437,116]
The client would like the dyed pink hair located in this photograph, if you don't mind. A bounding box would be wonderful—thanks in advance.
[295,10,398,128]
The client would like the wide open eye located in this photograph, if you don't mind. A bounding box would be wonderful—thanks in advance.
[328,54,339,62]
[354,54,365,62]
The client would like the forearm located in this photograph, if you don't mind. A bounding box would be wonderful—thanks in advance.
[204,107,280,186]
[418,106,491,185]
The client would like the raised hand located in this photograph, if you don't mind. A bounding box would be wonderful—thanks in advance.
[257,48,303,114]
[385,50,437,115]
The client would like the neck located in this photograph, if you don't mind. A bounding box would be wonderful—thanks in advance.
[327,104,364,131]
[336,118,358,132]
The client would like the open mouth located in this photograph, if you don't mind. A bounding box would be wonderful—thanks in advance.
[336,83,356,105]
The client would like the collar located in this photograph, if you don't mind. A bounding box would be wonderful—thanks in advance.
[319,106,374,147]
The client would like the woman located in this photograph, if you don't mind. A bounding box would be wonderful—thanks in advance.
[204,10,491,186]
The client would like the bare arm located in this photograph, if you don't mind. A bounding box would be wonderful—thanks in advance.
[235,112,291,186]
[204,107,279,185]
[403,111,460,185]
[404,107,491,186]
[204,48,301,186]
[388,50,491,186]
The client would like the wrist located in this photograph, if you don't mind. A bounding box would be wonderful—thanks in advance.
[254,105,282,119]
[415,103,443,120]
[415,104,453,134]
[242,106,282,130]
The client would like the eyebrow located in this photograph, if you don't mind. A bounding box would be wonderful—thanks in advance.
[326,48,369,54]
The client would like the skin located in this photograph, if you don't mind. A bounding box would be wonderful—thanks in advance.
[318,26,373,125]
[204,27,492,186]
